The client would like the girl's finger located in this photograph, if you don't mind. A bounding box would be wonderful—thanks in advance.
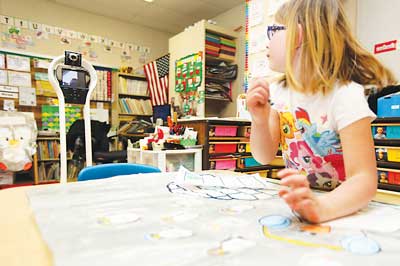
[280,174,309,188]
[277,168,301,178]
[281,187,312,204]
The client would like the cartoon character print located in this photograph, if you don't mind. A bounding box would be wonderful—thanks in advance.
[279,107,345,189]
[295,108,341,156]
[287,141,340,189]
[279,112,297,151]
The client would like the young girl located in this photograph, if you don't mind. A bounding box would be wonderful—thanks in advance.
[247,0,396,223]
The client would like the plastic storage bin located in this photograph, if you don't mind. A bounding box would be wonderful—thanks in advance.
[372,125,400,139]
[210,158,237,170]
[377,93,400,118]
[127,148,202,172]
[209,143,237,154]
[377,168,400,185]
[212,126,238,137]
[387,147,400,162]
[237,157,262,168]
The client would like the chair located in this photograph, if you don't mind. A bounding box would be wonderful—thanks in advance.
[67,119,128,164]
[77,163,161,181]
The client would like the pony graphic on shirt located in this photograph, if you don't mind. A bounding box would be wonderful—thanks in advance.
[279,107,345,189]
[295,108,342,156]
[287,141,340,189]
[279,112,297,151]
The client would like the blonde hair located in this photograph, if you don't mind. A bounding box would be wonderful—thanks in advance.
[275,0,397,94]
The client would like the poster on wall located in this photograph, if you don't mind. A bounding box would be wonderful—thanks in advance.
[249,0,264,27]
[41,105,82,131]
[1,25,35,50]
[174,52,203,117]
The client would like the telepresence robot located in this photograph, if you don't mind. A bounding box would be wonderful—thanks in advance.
[48,51,97,183]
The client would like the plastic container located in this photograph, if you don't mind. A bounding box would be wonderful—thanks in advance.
[387,147,400,162]
[377,93,400,118]
[210,143,237,154]
[377,169,400,185]
[213,126,238,137]
[210,158,237,170]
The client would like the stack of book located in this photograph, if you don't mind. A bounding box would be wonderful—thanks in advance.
[205,32,236,61]
[118,77,148,96]
[205,32,221,57]
[118,98,152,115]
[219,37,236,61]
[91,69,112,101]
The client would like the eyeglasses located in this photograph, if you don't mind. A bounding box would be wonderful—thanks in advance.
[267,25,286,40]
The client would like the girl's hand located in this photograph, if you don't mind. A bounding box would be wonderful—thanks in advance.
[278,169,324,223]
[247,78,272,124]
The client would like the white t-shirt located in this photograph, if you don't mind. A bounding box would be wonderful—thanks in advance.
[269,81,376,190]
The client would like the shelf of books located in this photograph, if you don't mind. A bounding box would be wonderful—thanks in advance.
[112,72,152,125]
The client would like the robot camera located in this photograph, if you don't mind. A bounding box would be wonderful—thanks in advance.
[64,51,82,67]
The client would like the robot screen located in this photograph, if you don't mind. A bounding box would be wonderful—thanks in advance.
[61,69,87,89]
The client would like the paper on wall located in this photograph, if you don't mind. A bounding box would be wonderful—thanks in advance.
[250,58,271,78]
[0,54,5,69]
[249,27,268,54]
[19,87,37,106]
[249,0,264,27]
[268,0,288,16]
[0,85,18,93]
[6,54,31,72]
[8,71,32,87]
[3,99,15,111]
[0,91,18,99]
[33,59,50,69]
[0,70,7,85]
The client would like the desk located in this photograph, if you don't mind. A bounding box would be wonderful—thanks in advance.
[0,186,53,266]
[1,172,400,266]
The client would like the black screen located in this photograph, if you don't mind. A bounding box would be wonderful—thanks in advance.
[61,69,87,89]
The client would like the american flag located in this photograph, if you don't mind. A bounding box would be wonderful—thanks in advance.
[144,54,169,106]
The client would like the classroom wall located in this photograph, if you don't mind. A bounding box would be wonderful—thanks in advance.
[356,0,400,80]
[0,0,172,68]
[343,0,358,35]
[212,3,246,118]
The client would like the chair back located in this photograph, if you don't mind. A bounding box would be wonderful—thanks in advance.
[77,163,161,181]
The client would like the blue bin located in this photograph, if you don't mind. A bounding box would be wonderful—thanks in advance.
[387,126,400,139]
[244,157,262,167]
[377,93,400,118]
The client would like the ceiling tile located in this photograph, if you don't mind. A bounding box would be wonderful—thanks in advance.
[53,0,244,34]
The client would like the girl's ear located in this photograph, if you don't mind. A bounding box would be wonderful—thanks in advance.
[297,24,303,49]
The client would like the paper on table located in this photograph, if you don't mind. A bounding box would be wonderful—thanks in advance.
[8,71,32,87]
[324,203,400,233]
[175,166,280,190]
[6,54,31,72]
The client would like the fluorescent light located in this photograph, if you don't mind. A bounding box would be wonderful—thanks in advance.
[144,0,154,2]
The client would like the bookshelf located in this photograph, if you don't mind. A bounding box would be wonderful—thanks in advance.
[111,72,152,126]
[169,20,239,118]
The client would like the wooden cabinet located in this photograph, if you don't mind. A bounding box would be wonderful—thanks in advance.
[178,118,284,176]
[169,20,239,118]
